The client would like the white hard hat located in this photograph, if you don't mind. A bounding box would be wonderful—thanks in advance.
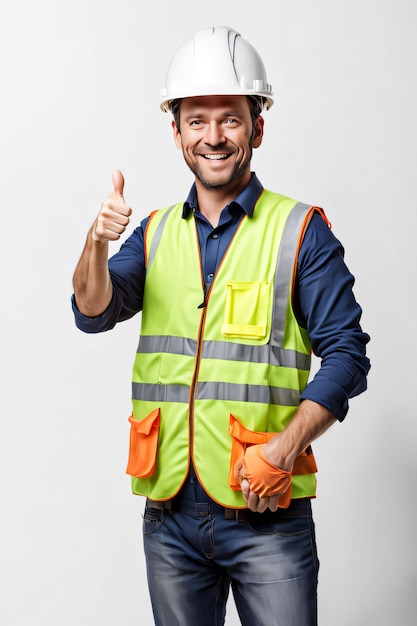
[160,26,274,112]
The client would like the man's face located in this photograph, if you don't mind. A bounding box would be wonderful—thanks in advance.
[172,95,263,192]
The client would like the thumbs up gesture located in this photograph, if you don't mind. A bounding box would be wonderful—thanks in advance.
[92,170,132,242]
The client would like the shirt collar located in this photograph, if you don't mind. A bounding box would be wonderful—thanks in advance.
[182,172,264,219]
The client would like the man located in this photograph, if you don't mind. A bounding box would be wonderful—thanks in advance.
[72,26,370,626]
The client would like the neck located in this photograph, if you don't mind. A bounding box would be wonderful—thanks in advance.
[195,173,251,227]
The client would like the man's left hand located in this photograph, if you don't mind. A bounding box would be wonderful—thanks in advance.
[234,444,293,512]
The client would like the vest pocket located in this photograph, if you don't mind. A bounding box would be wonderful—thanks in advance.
[126,409,160,478]
[228,413,318,490]
[228,414,276,490]
[221,281,269,339]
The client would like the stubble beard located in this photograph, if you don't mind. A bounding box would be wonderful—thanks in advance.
[188,147,253,191]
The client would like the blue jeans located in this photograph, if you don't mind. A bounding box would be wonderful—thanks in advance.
[142,482,319,626]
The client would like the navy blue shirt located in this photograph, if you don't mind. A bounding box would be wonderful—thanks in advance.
[72,174,370,420]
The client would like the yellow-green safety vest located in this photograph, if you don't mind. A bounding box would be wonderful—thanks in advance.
[126,189,327,507]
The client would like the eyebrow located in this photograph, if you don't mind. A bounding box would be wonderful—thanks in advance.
[183,110,243,121]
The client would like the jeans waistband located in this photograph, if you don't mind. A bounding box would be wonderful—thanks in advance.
[146,496,312,522]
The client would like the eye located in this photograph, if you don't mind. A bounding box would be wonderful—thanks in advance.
[224,118,239,127]
[190,119,204,127]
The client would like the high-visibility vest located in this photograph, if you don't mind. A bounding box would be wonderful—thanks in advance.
[126,189,328,507]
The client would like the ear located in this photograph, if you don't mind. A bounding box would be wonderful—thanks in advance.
[172,120,182,149]
[252,116,264,149]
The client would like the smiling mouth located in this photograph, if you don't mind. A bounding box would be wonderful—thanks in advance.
[201,153,231,160]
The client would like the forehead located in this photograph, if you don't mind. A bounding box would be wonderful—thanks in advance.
[179,95,251,115]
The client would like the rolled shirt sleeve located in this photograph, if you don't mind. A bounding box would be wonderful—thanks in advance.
[72,222,147,333]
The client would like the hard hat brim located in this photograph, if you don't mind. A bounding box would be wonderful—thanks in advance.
[160,89,274,113]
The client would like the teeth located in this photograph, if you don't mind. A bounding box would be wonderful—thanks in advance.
[203,154,228,160]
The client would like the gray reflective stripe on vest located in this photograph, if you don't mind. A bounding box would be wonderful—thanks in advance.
[146,204,176,271]
[138,335,310,370]
[138,335,197,357]
[197,381,300,406]
[132,381,299,406]
[132,382,191,403]
[271,202,312,348]
[202,340,310,370]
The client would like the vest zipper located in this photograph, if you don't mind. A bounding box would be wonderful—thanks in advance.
[188,215,244,473]
[189,287,210,466]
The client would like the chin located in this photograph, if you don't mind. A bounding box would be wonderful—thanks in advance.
[196,167,240,189]
[198,176,233,190]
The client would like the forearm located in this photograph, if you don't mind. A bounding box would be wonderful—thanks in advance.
[72,225,113,317]
[239,400,336,511]
[264,400,336,471]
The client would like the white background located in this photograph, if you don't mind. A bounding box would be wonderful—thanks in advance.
[1,0,416,624]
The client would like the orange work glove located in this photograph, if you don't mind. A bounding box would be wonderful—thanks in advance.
[234,444,293,508]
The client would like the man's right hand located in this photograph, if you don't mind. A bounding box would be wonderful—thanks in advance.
[92,169,132,242]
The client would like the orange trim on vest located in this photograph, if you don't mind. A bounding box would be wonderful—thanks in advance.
[291,206,331,300]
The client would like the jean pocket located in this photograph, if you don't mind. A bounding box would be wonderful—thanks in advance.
[221,281,270,339]
[248,513,311,537]
[142,506,164,535]
[126,409,160,478]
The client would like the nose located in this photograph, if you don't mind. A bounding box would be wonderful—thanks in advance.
[204,121,226,147]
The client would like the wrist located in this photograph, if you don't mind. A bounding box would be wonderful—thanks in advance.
[90,224,108,244]
[263,435,295,472]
